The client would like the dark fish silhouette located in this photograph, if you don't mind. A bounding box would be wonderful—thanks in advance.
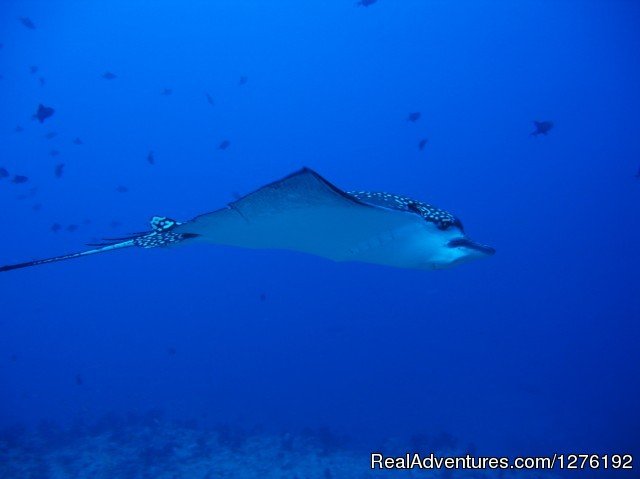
[16,187,37,199]
[49,149,60,157]
[29,65,38,74]
[0,168,9,179]
[116,185,129,193]
[407,112,421,122]
[51,223,61,233]
[15,125,24,133]
[54,163,64,178]
[33,104,54,123]
[238,76,248,86]
[44,131,57,139]
[67,224,78,232]
[161,88,172,96]
[635,166,640,179]
[19,17,36,29]
[82,219,92,225]
[38,76,45,86]
[147,151,155,165]
[102,71,117,80]
[205,92,214,105]
[75,373,84,386]
[109,220,121,228]
[531,120,553,136]
[218,140,230,150]
[12,175,29,184]
[260,293,267,301]
[167,347,177,356]
[418,138,428,150]
[73,137,83,145]
[356,0,377,5]
[32,203,42,211]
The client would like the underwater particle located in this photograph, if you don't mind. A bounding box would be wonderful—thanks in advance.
[218,140,230,150]
[356,0,377,6]
[12,175,29,184]
[15,125,24,133]
[44,131,57,139]
[33,103,55,123]
[238,75,248,86]
[73,137,83,145]
[54,163,64,178]
[147,150,155,165]
[51,223,61,233]
[115,185,129,193]
[75,373,84,386]
[49,149,60,157]
[418,138,428,150]
[205,92,214,105]
[67,224,78,232]
[531,120,553,136]
[161,88,172,96]
[407,111,421,122]
[29,65,38,74]
[0,167,9,178]
[19,17,36,29]
[102,71,117,80]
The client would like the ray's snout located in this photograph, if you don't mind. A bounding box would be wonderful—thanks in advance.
[448,237,496,256]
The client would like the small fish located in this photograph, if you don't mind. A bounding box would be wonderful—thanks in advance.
[44,131,57,139]
[82,219,92,225]
[205,92,214,105]
[32,203,42,211]
[635,166,640,179]
[54,163,64,178]
[147,151,155,165]
[51,223,61,233]
[109,220,121,228]
[12,175,29,184]
[19,17,36,29]
[116,185,129,193]
[102,71,117,80]
[29,65,38,75]
[238,75,248,86]
[418,138,428,150]
[356,0,377,5]
[161,88,172,96]
[75,373,84,386]
[33,104,55,123]
[218,140,230,150]
[16,187,37,199]
[38,76,45,86]
[531,120,553,136]
[167,347,177,356]
[49,149,60,157]
[14,125,24,133]
[0,168,8,179]
[260,293,267,301]
[407,112,421,122]
[73,137,83,145]
[67,224,78,232]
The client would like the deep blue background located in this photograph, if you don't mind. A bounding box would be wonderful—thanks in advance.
[1,0,638,462]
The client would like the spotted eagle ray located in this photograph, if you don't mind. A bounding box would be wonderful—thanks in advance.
[0,168,494,272]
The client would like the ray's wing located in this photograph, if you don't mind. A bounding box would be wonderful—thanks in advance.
[173,168,423,261]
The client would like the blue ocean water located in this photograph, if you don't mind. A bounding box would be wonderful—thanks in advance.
[1,1,639,477]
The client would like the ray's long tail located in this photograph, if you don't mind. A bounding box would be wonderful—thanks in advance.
[0,216,198,273]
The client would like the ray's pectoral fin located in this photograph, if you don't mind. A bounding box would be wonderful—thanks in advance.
[0,216,198,273]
